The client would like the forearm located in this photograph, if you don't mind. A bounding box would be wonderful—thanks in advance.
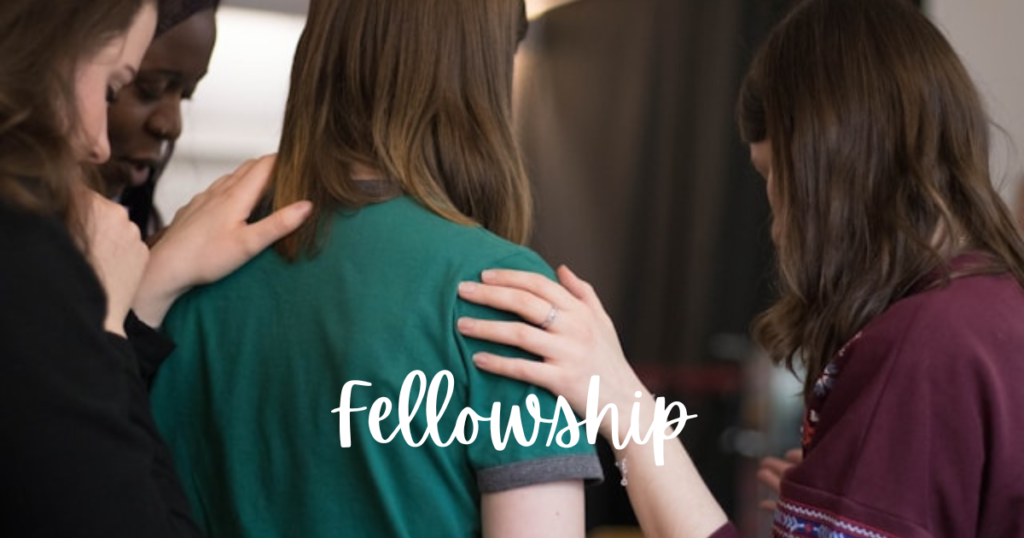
[610,391,730,538]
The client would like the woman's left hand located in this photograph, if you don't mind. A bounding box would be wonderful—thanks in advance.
[757,447,803,512]
[132,155,312,327]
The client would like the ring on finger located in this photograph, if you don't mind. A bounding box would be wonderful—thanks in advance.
[539,305,559,330]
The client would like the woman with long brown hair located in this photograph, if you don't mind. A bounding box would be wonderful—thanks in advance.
[456,0,1024,536]
[0,0,309,534]
[149,0,600,537]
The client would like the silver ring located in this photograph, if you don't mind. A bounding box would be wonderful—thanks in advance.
[539,306,558,330]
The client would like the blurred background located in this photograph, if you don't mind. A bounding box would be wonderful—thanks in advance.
[158,0,1024,535]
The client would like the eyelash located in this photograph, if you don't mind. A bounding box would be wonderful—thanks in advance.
[106,86,118,105]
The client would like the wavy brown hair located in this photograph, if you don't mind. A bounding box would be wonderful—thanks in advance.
[738,0,1024,397]
[271,0,532,260]
[0,0,156,241]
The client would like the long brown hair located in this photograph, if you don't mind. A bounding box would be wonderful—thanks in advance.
[0,0,156,239]
[738,0,1024,397]
[271,0,532,260]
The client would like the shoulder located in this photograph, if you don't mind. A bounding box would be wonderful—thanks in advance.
[0,202,101,305]
[338,196,554,278]
[853,272,1024,370]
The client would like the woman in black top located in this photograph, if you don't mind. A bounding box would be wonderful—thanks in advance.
[0,1,311,535]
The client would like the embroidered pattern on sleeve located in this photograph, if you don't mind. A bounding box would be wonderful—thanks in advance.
[773,499,897,538]
[801,331,863,451]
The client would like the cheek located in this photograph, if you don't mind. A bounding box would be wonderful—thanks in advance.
[764,172,778,210]
[106,94,149,146]
[72,74,111,162]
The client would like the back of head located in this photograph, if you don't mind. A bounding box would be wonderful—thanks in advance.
[0,0,149,230]
[737,0,1024,394]
[272,0,532,259]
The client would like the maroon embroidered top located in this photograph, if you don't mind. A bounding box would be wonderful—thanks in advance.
[778,260,1024,537]
[713,256,1024,538]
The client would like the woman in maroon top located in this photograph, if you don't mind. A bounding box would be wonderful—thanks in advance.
[455,0,1024,536]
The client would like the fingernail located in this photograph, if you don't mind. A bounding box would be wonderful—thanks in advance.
[457,318,474,331]
[458,282,477,294]
[472,353,489,365]
[481,270,495,281]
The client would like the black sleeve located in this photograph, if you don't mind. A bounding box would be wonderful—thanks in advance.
[125,311,176,388]
[0,206,202,538]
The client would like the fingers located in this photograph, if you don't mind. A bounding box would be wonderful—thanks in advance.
[458,280,557,327]
[759,456,793,476]
[205,154,272,197]
[784,448,803,464]
[556,265,613,325]
[242,201,313,255]
[479,269,578,311]
[758,500,778,513]
[471,352,557,387]
[228,154,278,206]
[206,157,257,193]
[756,464,783,492]
[457,317,562,359]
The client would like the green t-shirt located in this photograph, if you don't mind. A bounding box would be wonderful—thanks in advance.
[150,196,602,538]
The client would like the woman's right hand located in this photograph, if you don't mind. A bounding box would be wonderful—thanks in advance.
[83,191,150,337]
[456,265,648,440]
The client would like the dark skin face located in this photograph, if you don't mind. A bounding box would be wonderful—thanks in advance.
[102,9,216,199]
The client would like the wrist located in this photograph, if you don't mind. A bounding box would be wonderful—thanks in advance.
[104,313,128,338]
[132,269,187,328]
[602,387,658,448]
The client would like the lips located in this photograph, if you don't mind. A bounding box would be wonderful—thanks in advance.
[114,158,157,188]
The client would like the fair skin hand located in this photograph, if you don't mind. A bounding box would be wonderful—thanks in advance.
[132,155,313,327]
[74,3,156,334]
[482,481,586,538]
[757,448,802,512]
[457,267,729,538]
[73,7,312,333]
[84,192,150,337]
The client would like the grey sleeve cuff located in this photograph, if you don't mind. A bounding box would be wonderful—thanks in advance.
[477,454,605,494]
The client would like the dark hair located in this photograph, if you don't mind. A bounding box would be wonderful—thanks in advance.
[270,0,532,260]
[157,0,216,37]
[738,0,1024,397]
[0,0,153,239]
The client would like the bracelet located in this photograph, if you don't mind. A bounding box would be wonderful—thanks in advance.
[614,457,628,487]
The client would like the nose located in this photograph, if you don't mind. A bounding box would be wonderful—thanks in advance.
[83,133,112,164]
[147,96,183,141]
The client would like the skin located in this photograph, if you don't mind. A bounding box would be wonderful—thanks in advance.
[483,481,585,538]
[451,141,785,537]
[749,140,778,241]
[72,6,312,333]
[74,4,157,335]
[456,267,728,538]
[103,9,217,198]
[73,4,156,164]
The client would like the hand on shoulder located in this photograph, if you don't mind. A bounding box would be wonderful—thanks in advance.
[83,191,149,337]
[133,155,313,327]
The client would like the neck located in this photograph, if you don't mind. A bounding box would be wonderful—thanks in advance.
[350,162,384,181]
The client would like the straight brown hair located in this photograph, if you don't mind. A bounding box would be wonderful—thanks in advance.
[271,0,532,260]
[738,0,1024,397]
[0,0,156,241]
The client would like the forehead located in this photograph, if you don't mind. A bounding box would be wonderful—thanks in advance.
[88,35,129,67]
[141,11,216,77]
